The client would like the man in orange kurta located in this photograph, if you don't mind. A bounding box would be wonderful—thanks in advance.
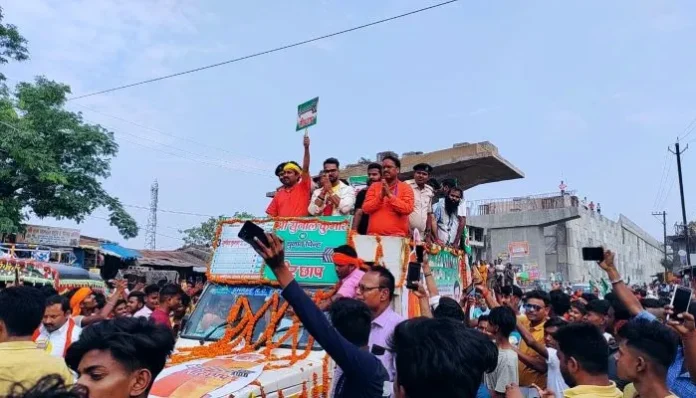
[361,155,415,237]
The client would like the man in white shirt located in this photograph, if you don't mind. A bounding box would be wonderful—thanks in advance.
[407,163,435,240]
[431,186,463,246]
[34,295,82,358]
[308,157,356,216]
[134,284,159,318]
[434,179,466,247]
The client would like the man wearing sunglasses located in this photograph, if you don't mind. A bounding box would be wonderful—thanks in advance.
[517,290,551,397]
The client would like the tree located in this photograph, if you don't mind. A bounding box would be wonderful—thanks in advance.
[180,211,254,246]
[0,77,138,238]
[0,7,29,81]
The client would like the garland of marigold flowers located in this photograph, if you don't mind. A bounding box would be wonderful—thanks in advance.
[373,236,384,264]
[312,371,320,398]
[321,354,331,398]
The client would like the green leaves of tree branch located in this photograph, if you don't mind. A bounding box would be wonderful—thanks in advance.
[0,8,137,239]
[0,78,139,239]
[180,211,254,246]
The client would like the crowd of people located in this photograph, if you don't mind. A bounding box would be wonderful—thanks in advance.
[267,136,467,246]
[0,246,694,398]
[0,278,200,397]
[1,137,694,398]
[251,234,696,398]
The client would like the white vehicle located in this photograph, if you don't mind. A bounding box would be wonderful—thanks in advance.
[150,217,469,398]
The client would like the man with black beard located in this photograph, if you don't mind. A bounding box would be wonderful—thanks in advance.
[431,186,462,246]
[352,163,383,235]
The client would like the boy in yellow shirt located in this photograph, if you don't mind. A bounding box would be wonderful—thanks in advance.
[0,287,73,394]
[616,319,679,398]
[555,323,622,398]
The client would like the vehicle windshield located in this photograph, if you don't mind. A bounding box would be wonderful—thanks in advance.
[181,284,324,351]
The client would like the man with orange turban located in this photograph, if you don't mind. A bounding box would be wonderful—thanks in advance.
[318,245,366,311]
[70,287,94,317]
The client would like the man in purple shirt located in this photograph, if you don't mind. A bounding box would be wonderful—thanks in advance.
[356,266,405,383]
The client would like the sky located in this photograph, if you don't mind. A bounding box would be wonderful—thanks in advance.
[3,0,696,250]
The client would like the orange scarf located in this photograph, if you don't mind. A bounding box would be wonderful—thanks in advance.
[32,318,76,357]
[70,287,92,316]
[333,253,368,271]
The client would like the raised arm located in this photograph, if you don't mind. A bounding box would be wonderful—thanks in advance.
[598,250,643,316]
[253,233,379,379]
[302,136,310,174]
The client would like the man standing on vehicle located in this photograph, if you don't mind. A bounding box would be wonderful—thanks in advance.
[309,157,356,216]
[407,163,435,240]
[266,136,312,217]
[352,163,383,235]
[356,266,405,383]
[361,155,414,237]
[435,179,467,247]
[431,186,463,246]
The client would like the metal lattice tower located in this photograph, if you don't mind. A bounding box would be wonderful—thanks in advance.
[145,180,159,250]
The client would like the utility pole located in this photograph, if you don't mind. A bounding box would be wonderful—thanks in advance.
[669,142,691,276]
[652,211,668,279]
[145,180,159,250]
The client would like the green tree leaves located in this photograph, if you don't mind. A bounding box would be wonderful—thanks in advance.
[0,78,138,238]
[180,211,254,246]
[0,9,137,239]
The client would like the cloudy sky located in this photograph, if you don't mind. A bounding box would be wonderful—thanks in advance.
[3,0,696,249]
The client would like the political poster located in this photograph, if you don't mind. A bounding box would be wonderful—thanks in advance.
[296,97,319,131]
[150,356,264,398]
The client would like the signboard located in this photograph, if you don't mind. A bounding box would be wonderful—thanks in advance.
[265,217,348,284]
[209,222,274,278]
[19,225,80,247]
[525,263,540,280]
[348,175,368,186]
[209,217,349,285]
[150,355,263,398]
[406,249,466,318]
[508,241,529,258]
[429,251,465,303]
[296,97,319,131]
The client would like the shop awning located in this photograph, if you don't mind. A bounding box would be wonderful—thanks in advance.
[100,243,141,260]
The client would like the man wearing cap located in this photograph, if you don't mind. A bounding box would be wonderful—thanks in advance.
[407,163,435,241]
[266,136,312,217]
[274,162,287,190]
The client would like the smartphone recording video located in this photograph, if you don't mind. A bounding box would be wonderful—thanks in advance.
[406,262,421,290]
[582,247,604,262]
[237,221,269,251]
[668,286,692,321]
[415,246,425,264]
